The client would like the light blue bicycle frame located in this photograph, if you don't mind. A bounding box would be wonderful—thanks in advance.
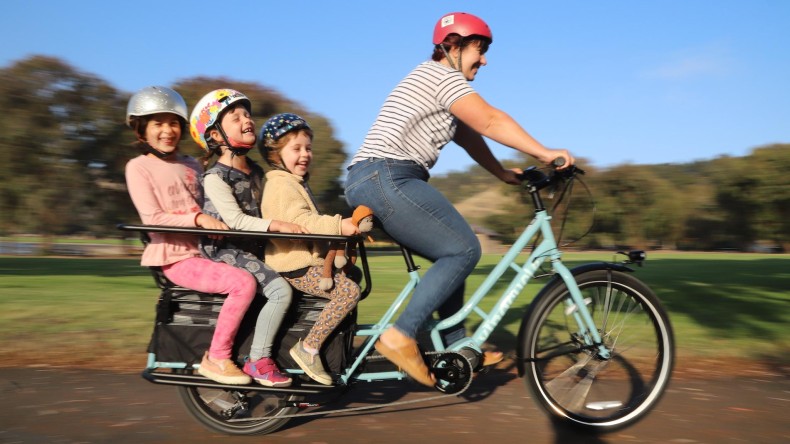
[339,208,610,385]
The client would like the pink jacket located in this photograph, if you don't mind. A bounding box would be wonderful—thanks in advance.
[125,154,204,267]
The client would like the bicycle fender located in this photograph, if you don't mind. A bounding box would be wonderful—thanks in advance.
[515,262,633,377]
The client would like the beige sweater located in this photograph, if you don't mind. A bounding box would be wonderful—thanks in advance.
[261,170,342,272]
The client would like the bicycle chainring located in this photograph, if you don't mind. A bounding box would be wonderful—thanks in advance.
[430,352,473,395]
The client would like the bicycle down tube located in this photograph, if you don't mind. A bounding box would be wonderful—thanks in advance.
[430,206,609,358]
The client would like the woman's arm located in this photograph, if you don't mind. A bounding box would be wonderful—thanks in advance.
[452,121,516,183]
[450,93,573,168]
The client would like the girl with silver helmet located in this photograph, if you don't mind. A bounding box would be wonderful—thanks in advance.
[259,113,363,386]
[125,86,188,158]
[124,86,258,386]
[344,12,576,386]
[189,90,309,387]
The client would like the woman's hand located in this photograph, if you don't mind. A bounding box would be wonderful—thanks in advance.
[270,220,310,234]
[497,168,523,185]
[536,148,575,169]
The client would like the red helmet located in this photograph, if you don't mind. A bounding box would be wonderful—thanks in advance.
[433,12,492,45]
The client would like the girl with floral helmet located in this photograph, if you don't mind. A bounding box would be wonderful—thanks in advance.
[344,12,576,386]
[125,86,258,386]
[259,113,362,386]
[189,89,309,387]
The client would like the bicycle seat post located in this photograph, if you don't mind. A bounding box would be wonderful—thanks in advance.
[400,246,420,272]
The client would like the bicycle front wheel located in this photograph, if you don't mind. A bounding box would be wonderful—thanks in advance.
[521,269,674,431]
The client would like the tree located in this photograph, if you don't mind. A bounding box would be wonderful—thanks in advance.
[711,144,790,250]
[0,55,131,238]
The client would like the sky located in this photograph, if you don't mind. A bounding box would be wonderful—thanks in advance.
[3,0,789,175]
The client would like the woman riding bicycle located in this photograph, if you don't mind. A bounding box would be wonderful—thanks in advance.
[344,11,575,386]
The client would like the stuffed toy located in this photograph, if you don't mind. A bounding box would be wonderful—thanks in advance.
[320,205,374,291]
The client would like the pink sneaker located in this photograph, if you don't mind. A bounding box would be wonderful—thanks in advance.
[244,357,292,387]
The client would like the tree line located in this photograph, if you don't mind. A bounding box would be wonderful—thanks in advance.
[0,55,350,242]
[432,145,790,252]
[2,55,788,252]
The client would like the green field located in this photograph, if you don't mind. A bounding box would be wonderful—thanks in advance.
[0,252,788,371]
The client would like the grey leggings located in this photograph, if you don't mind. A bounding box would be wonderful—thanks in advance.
[210,249,292,360]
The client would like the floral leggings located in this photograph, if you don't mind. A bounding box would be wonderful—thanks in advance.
[285,266,361,351]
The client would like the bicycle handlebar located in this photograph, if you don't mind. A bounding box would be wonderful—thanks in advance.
[515,161,585,192]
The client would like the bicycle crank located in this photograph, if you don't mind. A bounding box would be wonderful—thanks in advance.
[430,352,473,395]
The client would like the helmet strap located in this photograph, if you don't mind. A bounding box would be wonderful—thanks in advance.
[439,44,461,71]
[263,145,296,175]
[214,125,253,155]
[139,140,177,159]
[268,157,292,174]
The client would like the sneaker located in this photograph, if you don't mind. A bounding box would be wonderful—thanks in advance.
[289,340,333,385]
[197,352,252,385]
[244,357,292,387]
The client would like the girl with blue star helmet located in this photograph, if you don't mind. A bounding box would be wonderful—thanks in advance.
[259,112,362,386]
[258,112,312,171]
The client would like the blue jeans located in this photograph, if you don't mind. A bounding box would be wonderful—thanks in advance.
[345,158,481,341]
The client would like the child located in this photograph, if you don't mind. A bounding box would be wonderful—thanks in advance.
[189,89,307,387]
[124,86,256,385]
[259,113,362,386]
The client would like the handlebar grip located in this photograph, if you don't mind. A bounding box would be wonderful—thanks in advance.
[552,157,566,168]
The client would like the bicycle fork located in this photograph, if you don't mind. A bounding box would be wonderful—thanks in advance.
[552,261,612,360]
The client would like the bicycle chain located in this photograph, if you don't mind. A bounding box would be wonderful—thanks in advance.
[228,351,474,422]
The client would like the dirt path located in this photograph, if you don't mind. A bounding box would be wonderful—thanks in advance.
[1,361,788,444]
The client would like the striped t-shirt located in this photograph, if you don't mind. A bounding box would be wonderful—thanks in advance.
[350,61,476,171]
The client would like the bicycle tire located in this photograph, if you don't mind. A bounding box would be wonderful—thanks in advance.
[176,369,303,436]
[521,269,674,431]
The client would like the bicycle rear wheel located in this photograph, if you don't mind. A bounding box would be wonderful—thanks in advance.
[521,269,674,431]
[177,369,303,435]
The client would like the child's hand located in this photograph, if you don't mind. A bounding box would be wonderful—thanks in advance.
[341,218,360,236]
[196,213,229,239]
[270,220,310,234]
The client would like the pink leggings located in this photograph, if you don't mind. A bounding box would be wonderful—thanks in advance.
[163,257,257,360]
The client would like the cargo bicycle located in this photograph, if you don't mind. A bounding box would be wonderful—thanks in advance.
[118,162,674,435]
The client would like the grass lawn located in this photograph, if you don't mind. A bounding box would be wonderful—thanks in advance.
[0,252,788,372]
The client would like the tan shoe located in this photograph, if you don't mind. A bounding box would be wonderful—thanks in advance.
[289,340,333,385]
[197,352,252,385]
[375,338,435,387]
[482,351,504,367]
